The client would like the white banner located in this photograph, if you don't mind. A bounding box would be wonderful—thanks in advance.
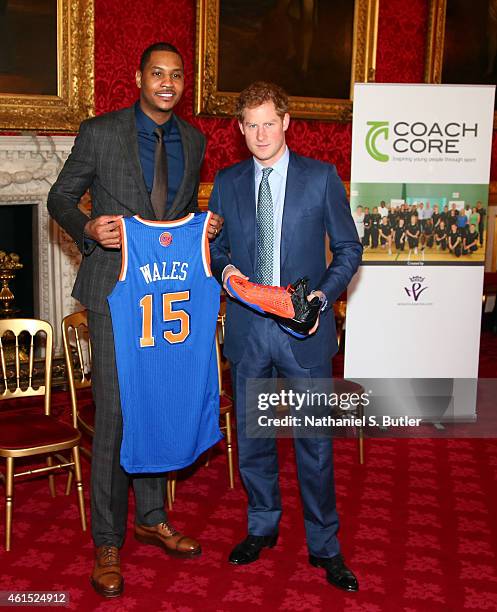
[345,266,484,379]
[345,84,495,420]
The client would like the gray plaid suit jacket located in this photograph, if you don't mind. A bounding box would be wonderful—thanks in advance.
[48,104,206,314]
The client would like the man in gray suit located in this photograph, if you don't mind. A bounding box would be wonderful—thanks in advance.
[48,42,221,598]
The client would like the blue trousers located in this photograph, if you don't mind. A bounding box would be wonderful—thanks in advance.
[231,316,340,558]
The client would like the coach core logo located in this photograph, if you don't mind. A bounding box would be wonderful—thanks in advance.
[366,121,389,162]
[367,120,479,159]
[159,232,173,247]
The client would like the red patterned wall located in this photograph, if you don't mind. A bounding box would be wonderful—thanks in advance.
[94,0,496,181]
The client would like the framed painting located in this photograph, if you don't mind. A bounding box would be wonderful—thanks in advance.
[195,0,379,121]
[0,0,94,131]
[426,0,497,114]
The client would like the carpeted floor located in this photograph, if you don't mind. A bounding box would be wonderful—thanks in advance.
[0,331,496,611]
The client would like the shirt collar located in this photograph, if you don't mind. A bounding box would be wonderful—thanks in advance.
[253,146,289,178]
[135,101,175,136]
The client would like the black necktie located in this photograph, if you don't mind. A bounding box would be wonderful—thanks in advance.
[151,127,168,220]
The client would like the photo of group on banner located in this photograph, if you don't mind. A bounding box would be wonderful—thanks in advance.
[351,185,488,264]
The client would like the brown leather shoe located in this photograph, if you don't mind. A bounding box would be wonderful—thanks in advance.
[134,521,201,558]
[90,545,123,598]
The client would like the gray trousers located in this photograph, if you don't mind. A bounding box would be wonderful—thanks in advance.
[88,310,167,547]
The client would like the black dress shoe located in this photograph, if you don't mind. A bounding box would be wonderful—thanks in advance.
[229,534,278,565]
[309,554,359,592]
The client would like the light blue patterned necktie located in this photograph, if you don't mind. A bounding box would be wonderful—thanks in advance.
[255,167,274,284]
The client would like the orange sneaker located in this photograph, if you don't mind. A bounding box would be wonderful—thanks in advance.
[226,276,320,338]
[226,276,294,318]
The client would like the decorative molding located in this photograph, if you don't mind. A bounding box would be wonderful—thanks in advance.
[424,0,446,84]
[198,183,213,209]
[0,135,82,354]
[198,181,352,208]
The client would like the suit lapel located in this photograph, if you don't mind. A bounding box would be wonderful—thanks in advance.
[234,160,256,273]
[117,107,156,218]
[166,115,191,221]
[280,152,307,271]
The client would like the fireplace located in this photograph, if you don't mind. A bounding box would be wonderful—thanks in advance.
[0,203,35,316]
[0,135,82,354]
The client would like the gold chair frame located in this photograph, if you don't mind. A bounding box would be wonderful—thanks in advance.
[212,313,235,487]
[167,314,235,508]
[62,311,94,438]
[332,301,365,464]
[0,319,86,551]
[62,310,235,512]
[62,311,95,499]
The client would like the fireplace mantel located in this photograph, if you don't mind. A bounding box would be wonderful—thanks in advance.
[0,135,81,354]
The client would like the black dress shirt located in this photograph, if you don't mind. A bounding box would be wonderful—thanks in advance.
[135,102,184,210]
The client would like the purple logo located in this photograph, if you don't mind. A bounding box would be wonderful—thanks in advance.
[404,276,428,302]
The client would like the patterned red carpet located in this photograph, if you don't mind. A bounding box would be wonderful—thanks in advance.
[0,331,496,611]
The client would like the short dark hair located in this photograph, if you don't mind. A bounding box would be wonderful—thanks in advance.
[235,81,289,122]
[139,42,183,72]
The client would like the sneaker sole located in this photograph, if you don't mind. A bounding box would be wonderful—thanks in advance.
[278,322,308,339]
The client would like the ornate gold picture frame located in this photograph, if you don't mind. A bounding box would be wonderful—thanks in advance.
[195,0,379,122]
[0,0,94,132]
[426,0,497,117]
[425,0,446,84]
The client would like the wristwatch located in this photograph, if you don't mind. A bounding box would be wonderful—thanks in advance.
[311,291,328,312]
[318,295,328,312]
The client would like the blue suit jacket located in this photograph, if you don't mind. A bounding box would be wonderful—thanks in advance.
[209,151,362,369]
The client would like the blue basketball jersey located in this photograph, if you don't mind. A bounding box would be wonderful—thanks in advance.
[107,212,222,473]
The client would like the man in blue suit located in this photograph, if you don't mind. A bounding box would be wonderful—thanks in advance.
[209,82,362,592]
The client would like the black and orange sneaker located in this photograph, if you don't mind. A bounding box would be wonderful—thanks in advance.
[226,276,320,338]
[279,277,321,337]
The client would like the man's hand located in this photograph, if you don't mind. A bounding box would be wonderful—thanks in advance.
[207,213,224,241]
[84,215,123,249]
[307,290,326,334]
[223,265,248,297]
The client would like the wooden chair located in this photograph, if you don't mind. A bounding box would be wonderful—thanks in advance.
[61,311,94,455]
[63,310,234,510]
[483,272,497,316]
[332,378,365,465]
[333,299,347,351]
[333,300,365,463]
[62,310,188,511]
[214,314,234,487]
[167,314,235,507]
[0,319,87,551]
